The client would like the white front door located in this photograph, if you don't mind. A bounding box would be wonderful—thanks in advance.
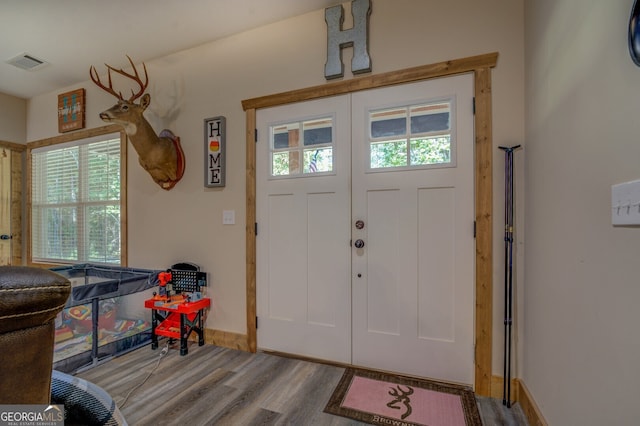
[351,75,475,384]
[256,74,475,384]
[256,95,352,363]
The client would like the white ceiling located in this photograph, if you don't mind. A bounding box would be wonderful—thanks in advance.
[0,0,338,99]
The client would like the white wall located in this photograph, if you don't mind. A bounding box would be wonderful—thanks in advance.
[0,92,26,143]
[26,0,525,377]
[525,0,640,424]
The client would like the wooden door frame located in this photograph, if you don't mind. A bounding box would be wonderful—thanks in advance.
[242,52,497,396]
[0,140,26,265]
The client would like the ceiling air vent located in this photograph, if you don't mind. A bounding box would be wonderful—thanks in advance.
[6,53,49,71]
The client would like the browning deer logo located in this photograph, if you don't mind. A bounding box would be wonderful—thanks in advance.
[386,385,414,420]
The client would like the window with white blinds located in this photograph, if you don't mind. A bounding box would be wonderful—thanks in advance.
[31,133,122,264]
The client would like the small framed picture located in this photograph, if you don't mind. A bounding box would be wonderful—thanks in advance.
[204,116,226,188]
[58,88,85,133]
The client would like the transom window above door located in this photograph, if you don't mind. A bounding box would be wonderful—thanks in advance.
[368,99,455,171]
[270,116,335,177]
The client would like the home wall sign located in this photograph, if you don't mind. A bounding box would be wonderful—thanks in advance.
[57,88,85,133]
[204,116,226,188]
[324,0,372,80]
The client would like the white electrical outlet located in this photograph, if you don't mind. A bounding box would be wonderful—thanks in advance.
[611,179,640,225]
[223,210,235,225]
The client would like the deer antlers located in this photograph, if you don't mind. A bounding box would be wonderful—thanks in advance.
[89,55,148,102]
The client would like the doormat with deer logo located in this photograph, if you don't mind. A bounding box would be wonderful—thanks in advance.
[324,368,482,426]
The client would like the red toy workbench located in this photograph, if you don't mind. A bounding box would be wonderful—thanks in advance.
[144,297,210,355]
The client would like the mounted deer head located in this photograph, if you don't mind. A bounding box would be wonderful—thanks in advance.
[90,56,185,190]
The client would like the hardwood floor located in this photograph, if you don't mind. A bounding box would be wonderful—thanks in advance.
[77,341,528,425]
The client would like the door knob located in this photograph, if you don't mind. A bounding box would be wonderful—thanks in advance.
[354,239,365,249]
[0,234,11,240]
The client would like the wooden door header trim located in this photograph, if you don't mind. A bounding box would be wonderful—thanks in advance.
[242,52,497,111]
[0,141,26,151]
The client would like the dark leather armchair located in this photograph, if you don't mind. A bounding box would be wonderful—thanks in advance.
[0,266,71,404]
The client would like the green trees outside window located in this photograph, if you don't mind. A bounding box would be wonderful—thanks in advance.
[31,136,122,264]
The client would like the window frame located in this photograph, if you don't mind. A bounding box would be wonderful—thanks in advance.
[26,125,128,267]
[268,114,337,179]
[365,96,457,173]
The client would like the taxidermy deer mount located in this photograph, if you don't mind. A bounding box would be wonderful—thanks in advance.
[90,56,185,190]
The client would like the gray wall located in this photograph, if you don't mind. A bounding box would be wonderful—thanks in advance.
[0,92,26,143]
[525,0,640,424]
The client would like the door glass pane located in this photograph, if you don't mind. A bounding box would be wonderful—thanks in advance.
[368,99,454,170]
[303,118,332,146]
[410,136,451,165]
[370,108,407,138]
[270,116,334,177]
[272,152,291,176]
[273,123,299,149]
[304,147,333,173]
[370,140,407,168]
[410,103,450,133]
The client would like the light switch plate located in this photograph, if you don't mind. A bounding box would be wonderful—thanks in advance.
[223,210,235,225]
